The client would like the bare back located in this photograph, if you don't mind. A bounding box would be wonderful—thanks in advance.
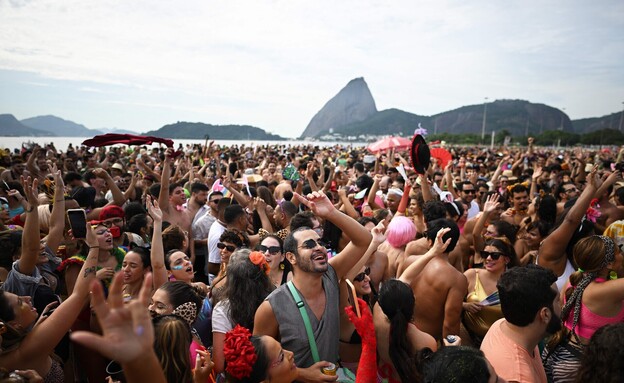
[409,256,467,340]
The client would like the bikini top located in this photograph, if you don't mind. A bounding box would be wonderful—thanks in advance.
[564,278,624,339]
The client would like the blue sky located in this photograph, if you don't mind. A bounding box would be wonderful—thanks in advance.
[1,0,623,138]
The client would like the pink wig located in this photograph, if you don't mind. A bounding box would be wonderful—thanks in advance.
[386,216,417,248]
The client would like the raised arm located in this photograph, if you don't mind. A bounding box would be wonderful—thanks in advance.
[344,222,386,280]
[93,168,125,206]
[158,149,173,214]
[296,191,372,280]
[366,174,383,210]
[147,196,167,290]
[539,167,598,265]
[16,176,40,276]
[472,194,500,252]
[399,228,451,284]
[18,223,100,361]
[71,273,168,383]
[44,171,66,254]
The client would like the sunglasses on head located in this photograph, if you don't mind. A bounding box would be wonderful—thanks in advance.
[299,238,328,250]
[354,266,371,282]
[217,243,237,252]
[481,251,505,260]
[258,245,281,255]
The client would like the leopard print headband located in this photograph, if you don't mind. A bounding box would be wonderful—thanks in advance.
[172,302,198,326]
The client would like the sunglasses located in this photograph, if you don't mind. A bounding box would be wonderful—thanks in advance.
[481,251,505,260]
[463,189,476,194]
[298,238,328,250]
[354,266,371,282]
[217,243,237,252]
[258,245,281,255]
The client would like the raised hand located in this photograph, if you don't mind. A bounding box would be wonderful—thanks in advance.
[483,194,500,214]
[371,221,386,243]
[430,227,452,255]
[294,191,335,219]
[146,195,163,223]
[70,273,155,364]
[20,176,39,209]
[532,166,543,181]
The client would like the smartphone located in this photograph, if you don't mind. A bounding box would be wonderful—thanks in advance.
[345,279,361,318]
[67,209,87,239]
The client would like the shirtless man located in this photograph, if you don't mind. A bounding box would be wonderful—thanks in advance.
[500,184,530,226]
[404,200,448,259]
[158,149,200,260]
[400,218,467,340]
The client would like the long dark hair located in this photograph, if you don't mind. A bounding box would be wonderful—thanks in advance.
[226,249,274,330]
[378,279,420,382]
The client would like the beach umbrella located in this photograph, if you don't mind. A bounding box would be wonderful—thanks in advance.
[367,136,412,153]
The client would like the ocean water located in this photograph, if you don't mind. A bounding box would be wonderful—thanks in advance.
[1,137,369,152]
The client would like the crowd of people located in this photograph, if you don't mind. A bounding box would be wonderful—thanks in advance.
[0,137,623,383]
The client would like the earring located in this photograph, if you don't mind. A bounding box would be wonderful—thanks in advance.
[609,270,618,280]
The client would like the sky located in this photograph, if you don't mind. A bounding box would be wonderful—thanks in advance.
[1,0,623,138]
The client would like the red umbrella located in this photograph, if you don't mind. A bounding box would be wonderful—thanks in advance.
[367,136,412,153]
[82,134,174,148]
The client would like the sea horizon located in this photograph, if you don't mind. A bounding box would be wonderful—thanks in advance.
[1,136,370,153]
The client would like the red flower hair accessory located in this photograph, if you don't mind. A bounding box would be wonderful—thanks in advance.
[586,198,601,223]
[249,251,270,275]
[224,325,258,380]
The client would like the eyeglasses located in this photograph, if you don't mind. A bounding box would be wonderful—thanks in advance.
[258,245,281,255]
[101,218,123,228]
[463,189,476,194]
[312,226,324,237]
[298,238,328,250]
[210,198,222,204]
[354,266,371,282]
[564,188,577,193]
[481,251,505,260]
[217,243,237,252]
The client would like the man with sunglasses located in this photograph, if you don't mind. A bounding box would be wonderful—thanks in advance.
[254,191,371,382]
[459,181,480,220]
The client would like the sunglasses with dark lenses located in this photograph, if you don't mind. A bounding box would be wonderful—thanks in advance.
[353,266,371,282]
[463,189,476,194]
[299,238,328,250]
[481,251,505,260]
[217,243,237,252]
[258,245,281,255]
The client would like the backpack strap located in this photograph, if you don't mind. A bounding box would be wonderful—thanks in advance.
[287,281,320,363]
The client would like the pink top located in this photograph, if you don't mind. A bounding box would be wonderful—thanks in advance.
[189,339,203,367]
[564,278,624,339]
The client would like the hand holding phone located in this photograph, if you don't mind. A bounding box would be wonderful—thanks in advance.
[67,209,87,239]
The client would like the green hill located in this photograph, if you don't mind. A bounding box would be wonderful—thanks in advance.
[144,122,284,140]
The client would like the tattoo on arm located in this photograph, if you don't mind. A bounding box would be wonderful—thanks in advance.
[83,266,97,278]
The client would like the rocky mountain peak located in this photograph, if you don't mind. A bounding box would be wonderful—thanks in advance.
[300,77,377,138]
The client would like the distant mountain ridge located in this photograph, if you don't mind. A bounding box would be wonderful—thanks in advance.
[21,115,103,136]
[144,122,284,140]
[0,114,51,136]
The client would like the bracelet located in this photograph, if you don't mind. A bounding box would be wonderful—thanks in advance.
[25,205,35,213]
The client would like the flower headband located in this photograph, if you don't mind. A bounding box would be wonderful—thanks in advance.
[249,251,270,275]
[224,325,258,380]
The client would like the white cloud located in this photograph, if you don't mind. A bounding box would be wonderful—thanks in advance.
[0,0,623,136]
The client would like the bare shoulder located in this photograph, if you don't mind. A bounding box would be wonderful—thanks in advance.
[253,300,279,338]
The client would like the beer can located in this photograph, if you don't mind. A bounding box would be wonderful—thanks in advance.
[321,363,337,376]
